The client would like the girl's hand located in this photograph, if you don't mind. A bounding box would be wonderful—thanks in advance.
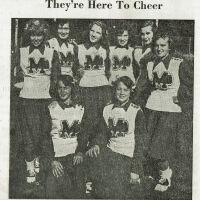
[86,145,100,158]
[73,152,84,166]
[51,160,64,178]
[130,172,140,184]
[44,69,51,76]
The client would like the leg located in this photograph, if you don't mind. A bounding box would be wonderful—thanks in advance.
[63,154,86,199]
[45,156,74,199]
[149,112,181,193]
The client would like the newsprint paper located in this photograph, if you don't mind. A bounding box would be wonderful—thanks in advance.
[0,0,199,199]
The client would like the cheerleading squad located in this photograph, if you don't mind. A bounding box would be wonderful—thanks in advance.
[15,19,193,199]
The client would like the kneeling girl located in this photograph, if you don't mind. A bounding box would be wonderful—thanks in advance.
[44,75,87,199]
[86,76,148,199]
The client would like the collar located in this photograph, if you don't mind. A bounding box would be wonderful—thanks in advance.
[58,100,75,110]
[112,100,131,112]
[142,44,152,53]
[84,42,101,50]
[154,54,172,70]
[115,44,129,50]
[57,37,69,48]
[29,43,45,54]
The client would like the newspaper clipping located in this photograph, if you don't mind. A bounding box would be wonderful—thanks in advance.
[0,0,199,199]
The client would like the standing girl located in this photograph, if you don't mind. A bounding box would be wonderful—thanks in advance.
[109,24,138,85]
[144,31,188,192]
[134,20,156,66]
[77,20,111,121]
[17,19,57,183]
[86,76,148,199]
[48,19,78,79]
[133,20,157,106]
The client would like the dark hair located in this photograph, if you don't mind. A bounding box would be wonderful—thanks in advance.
[57,75,75,100]
[56,19,70,28]
[115,23,130,36]
[114,23,130,45]
[140,20,157,34]
[87,20,109,49]
[112,76,135,103]
[140,20,157,47]
[154,30,174,52]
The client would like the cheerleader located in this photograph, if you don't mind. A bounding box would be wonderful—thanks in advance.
[48,19,78,79]
[16,19,57,184]
[144,31,189,192]
[133,20,156,106]
[109,25,138,85]
[77,20,111,122]
[134,20,156,66]
[86,76,148,199]
[44,75,86,199]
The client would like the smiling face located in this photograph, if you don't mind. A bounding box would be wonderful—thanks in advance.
[116,81,131,104]
[141,25,154,46]
[117,30,129,47]
[58,80,72,101]
[89,24,103,44]
[58,23,70,40]
[155,37,170,59]
[30,34,44,47]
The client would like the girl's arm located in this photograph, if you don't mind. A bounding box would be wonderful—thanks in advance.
[72,43,79,79]
[132,49,140,81]
[132,62,152,107]
[19,48,29,75]
[51,50,60,83]
[105,48,111,80]
[49,50,60,98]
[177,59,194,113]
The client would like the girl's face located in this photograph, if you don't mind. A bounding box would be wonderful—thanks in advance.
[117,30,129,47]
[89,24,103,43]
[155,37,170,59]
[116,81,131,104]
[58,80,72,101]
[58,23,70,40]
[30,34,44,47]
[141,25,154,46]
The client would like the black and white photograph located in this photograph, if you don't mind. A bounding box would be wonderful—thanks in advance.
[8,18,194,199]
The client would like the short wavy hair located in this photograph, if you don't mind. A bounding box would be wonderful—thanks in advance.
[140,20,157,34]
[56,19,70,27]
[87,20,109,49]
[24,19,50,41]
[112,76,135,103]
[57,75,75,100]
[154,30,174,52]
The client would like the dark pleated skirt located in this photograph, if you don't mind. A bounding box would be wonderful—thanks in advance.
[87,147,143,199]
[45,154,85,199]
[16,98,51,161]
[144,108,183,165]
[78,85,112,122]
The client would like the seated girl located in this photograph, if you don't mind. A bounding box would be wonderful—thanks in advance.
[86,76,148,199]
[43,75,88,199]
